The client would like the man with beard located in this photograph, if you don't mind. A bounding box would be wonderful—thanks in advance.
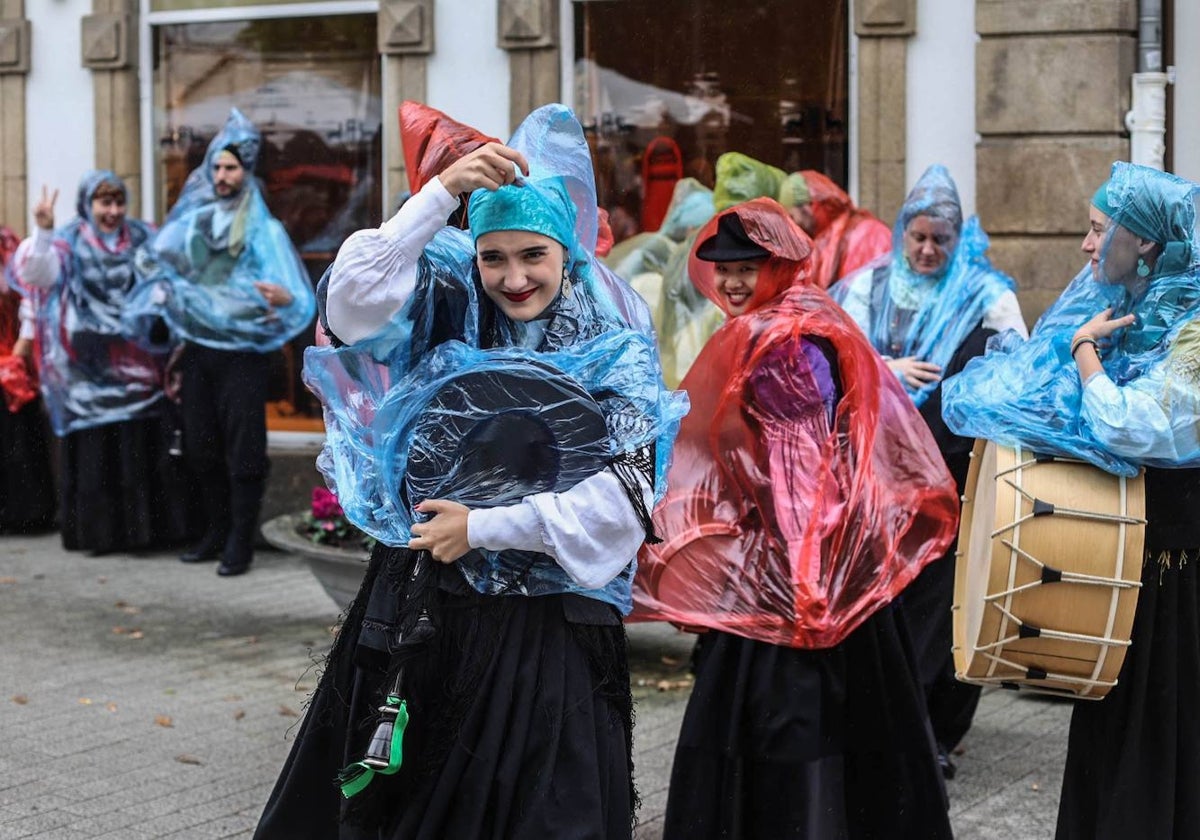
[130,109,316,576]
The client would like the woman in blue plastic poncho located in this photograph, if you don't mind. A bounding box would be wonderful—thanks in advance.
[940,162,1200,839]
[254,104,683,840]
[831,165,1028,775]
[8,173,194,553]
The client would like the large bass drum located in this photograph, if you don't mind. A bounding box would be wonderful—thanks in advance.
[952,440,1145,699]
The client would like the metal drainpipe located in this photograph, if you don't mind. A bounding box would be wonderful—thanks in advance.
[1125,0,1171,170]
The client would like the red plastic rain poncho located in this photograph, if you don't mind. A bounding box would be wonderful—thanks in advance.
[399,101,501,195]
[803,170,891,289]
[0,226,38,413]
[632,198,958,648]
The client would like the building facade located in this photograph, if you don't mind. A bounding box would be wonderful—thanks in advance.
[1,0,1196,441]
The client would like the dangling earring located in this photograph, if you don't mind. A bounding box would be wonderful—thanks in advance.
[1136,257,1151,278]
[561,264,573,297]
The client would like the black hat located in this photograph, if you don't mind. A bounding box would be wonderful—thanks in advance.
[399,359,611,510]
[695,212,771,262]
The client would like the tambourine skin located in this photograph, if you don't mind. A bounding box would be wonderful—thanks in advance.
[387,357,612,514]
[953,440,1145,699]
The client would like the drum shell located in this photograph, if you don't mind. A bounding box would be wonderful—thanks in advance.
[953,440,1144,698]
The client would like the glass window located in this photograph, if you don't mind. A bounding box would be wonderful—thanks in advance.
[152,14,382,432]
[574,0,848,242]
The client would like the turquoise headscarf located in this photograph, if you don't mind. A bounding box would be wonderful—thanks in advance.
[943,162,1200,475]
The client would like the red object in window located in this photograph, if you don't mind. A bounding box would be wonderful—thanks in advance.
[640,137,683,233]
[399,101,500,195]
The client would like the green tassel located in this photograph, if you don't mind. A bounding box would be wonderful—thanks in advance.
[337,697,409,799]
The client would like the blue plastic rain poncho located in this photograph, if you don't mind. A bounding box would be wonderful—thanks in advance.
[942,162,1200,476]
[305,104,687,613]
[5,171,165,436]
[831,164,1019,407]
[127,109,315,351]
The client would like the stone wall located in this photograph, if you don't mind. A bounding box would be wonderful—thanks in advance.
[975,0,1137,321]
[0,0,27,237]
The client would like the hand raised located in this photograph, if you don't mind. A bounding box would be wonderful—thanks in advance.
[32,185,58,231]
[436,143,531,196]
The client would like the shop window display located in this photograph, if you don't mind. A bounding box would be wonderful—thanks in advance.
[574,0,849,244]
[152,14,382,431]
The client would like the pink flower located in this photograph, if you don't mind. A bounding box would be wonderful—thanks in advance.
[311,487,343,520]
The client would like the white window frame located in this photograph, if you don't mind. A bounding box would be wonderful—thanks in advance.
[138,0,380,451]
[138,0,381,219]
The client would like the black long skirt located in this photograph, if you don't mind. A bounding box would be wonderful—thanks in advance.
[255,545,635,840]
[662,602,951,840]
[59,415,196,554]
[0,398,55,533]
[1055,549,1200,839]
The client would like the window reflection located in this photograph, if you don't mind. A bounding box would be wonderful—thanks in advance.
[152,15,382,430]
[574,0,848,243]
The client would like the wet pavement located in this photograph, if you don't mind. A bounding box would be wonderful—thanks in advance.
[1,532,1068,838]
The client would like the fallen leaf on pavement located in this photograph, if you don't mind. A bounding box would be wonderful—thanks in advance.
[279,705,299,717]
[660,655,681,666]
[11,695,28,705]
[0,577,16,585]
[655,678,694,692]
[105,702,118,713]
[155,715,174,728]
[174,754,203,766]
[223,695,243,702]
[78,698,93,705]
[233,710,246,721]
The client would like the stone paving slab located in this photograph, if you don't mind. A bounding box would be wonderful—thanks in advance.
[1,533,1068,839]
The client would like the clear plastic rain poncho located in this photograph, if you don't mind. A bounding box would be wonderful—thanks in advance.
[830,165,1018,406]
[632,198,958,648]
[6,172,165,435]
[801,170,892,289]
[605,177,714,281]
[305,104,687,613]
[127,108,315,352]
[0,226,38,413]
[942,162,1200,476]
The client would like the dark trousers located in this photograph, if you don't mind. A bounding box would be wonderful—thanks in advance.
[179,344,269,558]
[180,344,269,481]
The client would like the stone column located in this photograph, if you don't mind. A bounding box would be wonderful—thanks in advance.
[498,0,559,134]
[379,0,433,207]
[0,1,29,236]
[976,0,1136,319]
[854,0,915,223]
[84,0,140,216]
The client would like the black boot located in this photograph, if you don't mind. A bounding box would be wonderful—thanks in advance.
[181,472,230,563]
[218,477,263,577]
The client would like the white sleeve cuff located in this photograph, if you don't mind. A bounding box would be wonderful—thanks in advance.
[467,504,549,556]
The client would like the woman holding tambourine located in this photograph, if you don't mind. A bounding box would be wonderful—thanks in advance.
[942,162,1200,839]
[254,104,684,840]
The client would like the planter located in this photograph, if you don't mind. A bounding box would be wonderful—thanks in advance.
[261,512,369,609]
